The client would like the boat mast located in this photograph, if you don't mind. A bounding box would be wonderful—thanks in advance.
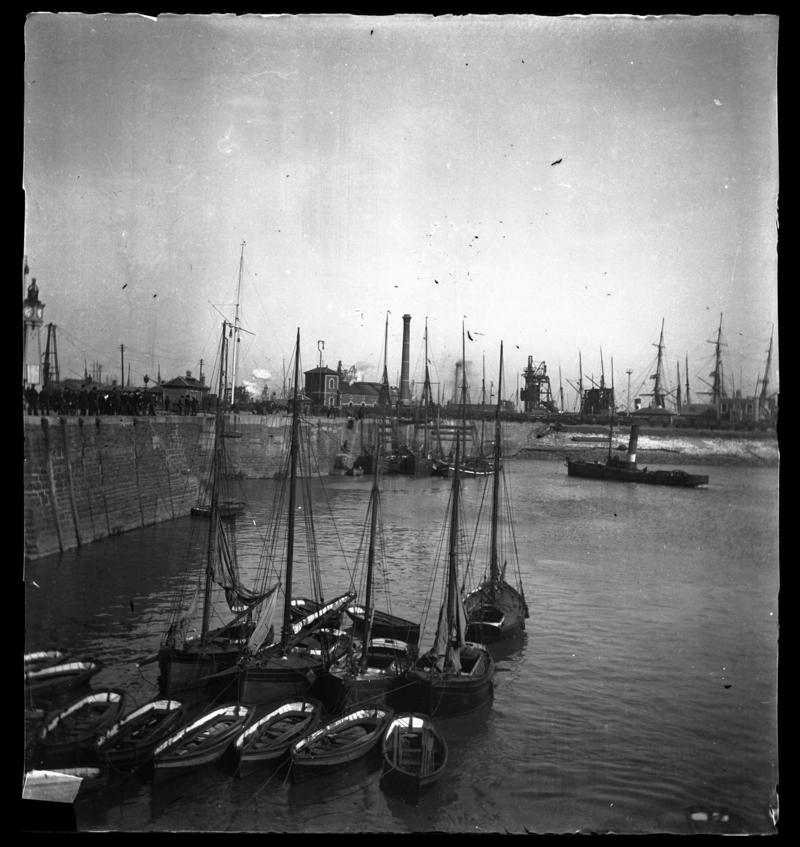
[489,342,504,587]
[685,354,691,406]
[280,328,302,648]
[422,318,432,454]
[676,360,682,413]
[230,240,246,408]
[758,325,774,413]
[445,325,467,663]
[708,313,725,407]
[201,321,228,645]
[379,311,391,408]
[607,355,614,460]
[359,435,382,673]
[651,319,666,409]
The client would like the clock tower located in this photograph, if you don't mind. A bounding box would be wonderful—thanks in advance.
[23,263,45,387]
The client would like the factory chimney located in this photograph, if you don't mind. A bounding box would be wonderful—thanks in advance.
[399,313,412,407]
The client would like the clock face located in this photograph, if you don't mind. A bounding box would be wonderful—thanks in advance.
[35,307,43,319]
[23,306,33,318]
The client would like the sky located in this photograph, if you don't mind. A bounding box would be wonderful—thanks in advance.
[23,13,779,410]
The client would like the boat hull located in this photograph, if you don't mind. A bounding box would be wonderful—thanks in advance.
[25,660,102,701]
[39,690,127,766]
[566,459,709,487]
[344,606,421,646]
[289,706,393,781]
[238,654,325,707]
[153,703,252,775]
[96,698,187,770]
[381,713,448,797]
[392,645,495,718]
[230,698,323,778]
[464,581,529,644]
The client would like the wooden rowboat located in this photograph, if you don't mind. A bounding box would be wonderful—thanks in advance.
[152,703,252,775]
[381,712,448,797]
[25,659,102,700]
[230,697,323,778]
[24,650,69,673]
[39,689,126,766]
[96,698,187,770]
[289,705,393,781]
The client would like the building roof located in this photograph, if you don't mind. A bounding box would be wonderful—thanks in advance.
[305,366,340,376]
[341,382,382,399]
[161,376,210,391]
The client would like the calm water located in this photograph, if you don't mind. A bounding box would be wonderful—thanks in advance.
[23,458,780,834]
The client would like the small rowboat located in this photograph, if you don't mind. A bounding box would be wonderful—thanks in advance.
[153,703,252,775]
[25,659,103,700]
[24,650,69,672]
[39,689,126,766]
[381,712,448,797]
[22,766,107,803]
[230,698,323,778]
[96,698,187,770]
[289,705,393,781]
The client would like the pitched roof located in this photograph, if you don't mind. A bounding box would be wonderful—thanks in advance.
[161,376,210,391]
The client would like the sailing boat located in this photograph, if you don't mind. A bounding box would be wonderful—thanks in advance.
[234,329,355,707]
[418,318,449,477]
[325,436,419,712]
[462,341,529,644]
[449,342,496,478]
[156,320,279,701]
[391,327,495,718]
[191,243,248,520]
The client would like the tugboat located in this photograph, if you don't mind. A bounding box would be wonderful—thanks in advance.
[566,423,709,488]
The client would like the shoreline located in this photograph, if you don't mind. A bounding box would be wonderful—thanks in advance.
[512,426,780,468]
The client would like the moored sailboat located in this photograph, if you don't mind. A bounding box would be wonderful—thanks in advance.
[463,341,529,645]
[391,326,495,718]
[156,320,279,702]
[325,436,418,712]
[234,329,354,707]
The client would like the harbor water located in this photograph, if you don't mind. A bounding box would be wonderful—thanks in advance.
[23,458,780,834]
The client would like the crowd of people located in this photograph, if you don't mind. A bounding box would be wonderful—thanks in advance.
[22,383,202,417]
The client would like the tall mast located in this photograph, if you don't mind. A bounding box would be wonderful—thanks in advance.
[422,318,431,453]
[445,325,467,660]
[558,363,565,413]
[280,328,302,648]
[379,311,391,408]
[758,325,774,410]
[489,342,504,586]
[360,434,382,672]
[676,360,682,413]
[685,354,691,406]
[708,313,725,407]
[201,321,228,645]
[650,319,666,409]
[230,240,246,407]
[578,352,584,414]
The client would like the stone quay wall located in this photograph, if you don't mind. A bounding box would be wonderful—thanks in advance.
[23,413,778,561]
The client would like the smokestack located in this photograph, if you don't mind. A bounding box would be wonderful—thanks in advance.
[627,423,639,465]
[400,314,411,407]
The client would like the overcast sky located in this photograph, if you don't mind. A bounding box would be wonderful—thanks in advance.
[23,13,779,408]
